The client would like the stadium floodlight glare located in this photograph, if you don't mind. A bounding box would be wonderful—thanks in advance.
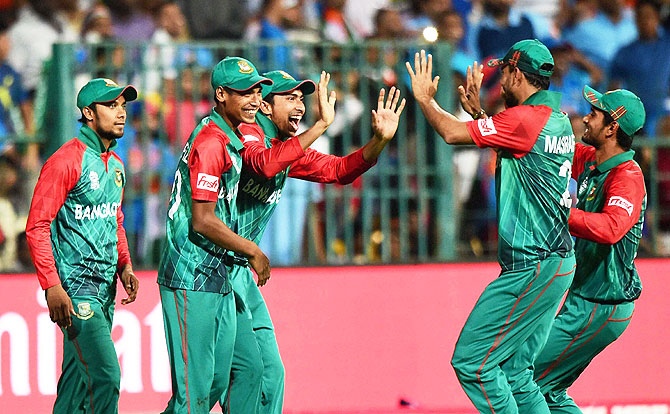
[423,26,438,42]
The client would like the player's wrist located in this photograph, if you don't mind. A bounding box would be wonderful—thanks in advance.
[471,108,486,120]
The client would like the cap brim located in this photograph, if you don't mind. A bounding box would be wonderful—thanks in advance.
[274,80,317,96]
[93,85,138,105]
[583,85,605,110]
[226,76,273,92]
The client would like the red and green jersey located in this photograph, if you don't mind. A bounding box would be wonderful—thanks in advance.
[568,143,645,303]
[26,125,131,301]
[157,109,244,293]
[235,113,374,244]
[467,90,575,271]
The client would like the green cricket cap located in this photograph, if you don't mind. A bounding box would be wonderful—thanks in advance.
[76,78,138,110]
[260,70,316,99]
[487,39,554,77]
[211,57,272,92]
[583,86,646,136]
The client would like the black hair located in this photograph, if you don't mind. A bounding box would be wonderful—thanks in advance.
[521,68,551,90]
[602,110,633,150]
[635,0,661,14]
[263,93,275,105]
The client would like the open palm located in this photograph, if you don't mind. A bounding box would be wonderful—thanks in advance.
[372,87,406,140]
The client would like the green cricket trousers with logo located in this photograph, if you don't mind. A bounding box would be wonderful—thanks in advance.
[160,286,237,414]
[451,254,576,414]
[222,265,284,414]
[528,292,634,413]
[54,296,120,414]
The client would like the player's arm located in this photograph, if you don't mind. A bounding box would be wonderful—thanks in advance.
[189,137,271,285]
[25,150,80,327]
[406,50,472,145]
[114,186,138,305]
[569,167,645,244]
[288,87,406,183]
[240,71,337,179]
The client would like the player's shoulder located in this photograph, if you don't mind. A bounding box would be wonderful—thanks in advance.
[46,138,87,167]
[613,158,644,180]
[193,119,229,149]
[110,150,125,167]
[238,122,265,146]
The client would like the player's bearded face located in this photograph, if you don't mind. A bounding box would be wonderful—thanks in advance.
[89,96,127,140]
[224,87,263,125]
[271,90,305,137]
[581,107,606,148]
[500,66,519,108]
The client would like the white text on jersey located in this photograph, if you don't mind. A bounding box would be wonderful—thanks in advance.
[74,202,120,220]
[544,134,575,155]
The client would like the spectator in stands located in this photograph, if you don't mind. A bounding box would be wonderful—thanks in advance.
[435,9,476,76]
[563,0,637,70]
[108,0,156,42]
[177,0,248,39]
[8,0,76,96]
[322,0,357,42]
[549,43,602,118]
[403,0,451,35]
[610,0,670,136]
[344,0,390,39]
[81,3,114,43]
[0,154,22,271]
[0,22,33,150]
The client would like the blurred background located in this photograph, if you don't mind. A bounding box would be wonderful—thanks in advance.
[1,0,670,270]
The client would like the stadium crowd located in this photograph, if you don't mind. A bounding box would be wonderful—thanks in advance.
[1,0,669,270]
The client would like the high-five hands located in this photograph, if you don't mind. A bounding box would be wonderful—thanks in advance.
[405,50,439,105]
[458,62,485,117]
[372,87,406,141]
[317,71,337,127]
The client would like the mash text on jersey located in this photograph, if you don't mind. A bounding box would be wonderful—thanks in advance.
[544,134,575,155]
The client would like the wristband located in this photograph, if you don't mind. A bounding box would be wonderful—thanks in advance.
[472,109,487,120]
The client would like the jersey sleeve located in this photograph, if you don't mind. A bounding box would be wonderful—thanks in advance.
[569,163,645,244]
[189,133,231,202]
[116,191,132,272]
[25,145,83,290]
[239,123,305,179]
[466,105,552,157]
[572,142,595,179]
[287,146,375,184]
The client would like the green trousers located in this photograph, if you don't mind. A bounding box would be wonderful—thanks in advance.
[221,265,285,414]
[53,296,120,414]
[160,285,236,414]
[451,255,576,414]
[530,292,634,413]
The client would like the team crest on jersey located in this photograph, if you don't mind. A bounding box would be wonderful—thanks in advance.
[76,302,94,320]
[89,171,100,190]
[103,78,118,87]
[238,61,253,74]
[586,186,597,201]
[114,168,123,187]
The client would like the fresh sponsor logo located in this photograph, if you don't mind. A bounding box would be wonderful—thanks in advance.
[608,196,634,216]
[477,118,497,136]
[89,171,100,190]
[74,202,120,220]
[196,173,219,192]
[544,134,575,155]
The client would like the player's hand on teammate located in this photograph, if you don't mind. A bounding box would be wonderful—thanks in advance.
[45,283,75,327]
[458,61,485,118]
[406,49,439,105]
[249,246,271,287]
[372,87,406,141]
[120,264,139,305]
[317,71,337,127]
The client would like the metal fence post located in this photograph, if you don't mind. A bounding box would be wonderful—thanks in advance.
[43,43,76,157]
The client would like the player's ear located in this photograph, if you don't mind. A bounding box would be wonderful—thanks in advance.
[83,106,94,122]
[607,121,620,138]
[260,100,272,116]
[215,86,226,104]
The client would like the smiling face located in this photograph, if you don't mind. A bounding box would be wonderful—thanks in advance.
[266,90,305,138]
[581,106,609,148]
[217,86,263,127]
[84,96,128,140]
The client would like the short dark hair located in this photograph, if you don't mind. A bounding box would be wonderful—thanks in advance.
[521,69,551,90]
[602,110,633,150]
[263,93,275,105]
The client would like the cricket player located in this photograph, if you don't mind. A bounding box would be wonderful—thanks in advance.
[530,87,646,412]
[25,78,140,414]
[221,69,406,414]
[406,40,576,413]
[157,57,272,414]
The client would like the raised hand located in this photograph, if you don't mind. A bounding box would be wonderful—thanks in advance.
[458,61,485,117]
[372,87,406,141]
[317,71,337,126]
[405,50,440,105]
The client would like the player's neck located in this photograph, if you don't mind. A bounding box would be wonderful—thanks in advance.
[595,144,625,166]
